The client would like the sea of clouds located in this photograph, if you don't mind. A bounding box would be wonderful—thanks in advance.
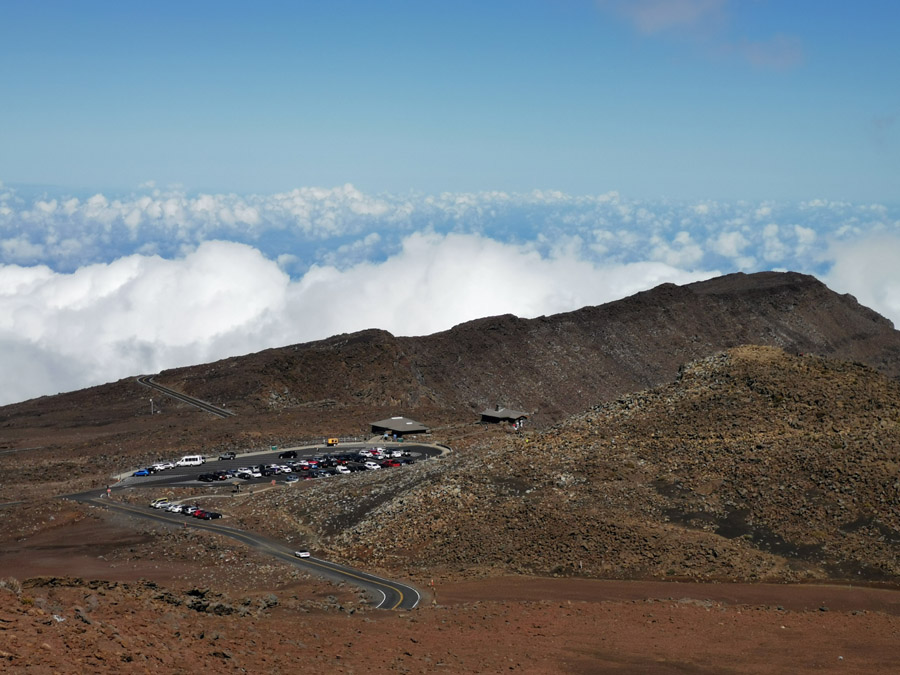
[1,181,898,406]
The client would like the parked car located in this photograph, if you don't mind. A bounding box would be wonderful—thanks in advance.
[149,498,170,508]
[380,459,401,468]
[335,465,351,475]
[198,511,221,520]
[197,473,216,482]
[152,461,175,471]
[278,450,297,459]
[284,474,299,484]
[192,509,208,518]
[218,451,236,461]
[165,504,183,513]
[133,468,152,477]
[176,455,205,467]
[363,461,381,470]
[182,505,199,515]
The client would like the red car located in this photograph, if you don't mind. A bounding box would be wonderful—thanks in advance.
[380,459,401,468]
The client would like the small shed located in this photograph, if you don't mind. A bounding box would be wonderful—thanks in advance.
[371,416,429,438]
[480,405,529,425]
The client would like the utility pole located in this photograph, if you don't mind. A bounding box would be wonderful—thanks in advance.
[150,398,154,415]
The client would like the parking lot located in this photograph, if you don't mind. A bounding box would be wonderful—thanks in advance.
[118,442,445,490]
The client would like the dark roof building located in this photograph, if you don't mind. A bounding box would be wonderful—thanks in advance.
[480,405,529,424]
[371,416,429,436]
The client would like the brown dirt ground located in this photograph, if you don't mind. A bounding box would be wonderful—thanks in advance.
[2,513,899,674]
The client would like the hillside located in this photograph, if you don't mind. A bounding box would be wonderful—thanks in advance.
[236,346,900,585]
[156,271,900,427]
[3,273,900,672]
[3,270,900,497]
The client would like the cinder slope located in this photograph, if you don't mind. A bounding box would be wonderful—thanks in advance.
[262,346,900,584]
[159,271,900,426]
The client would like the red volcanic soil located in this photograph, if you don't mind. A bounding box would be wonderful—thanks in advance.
[1,513,898,674]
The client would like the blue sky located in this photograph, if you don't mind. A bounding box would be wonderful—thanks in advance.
[1,1,899,405]
[2,0,897,199]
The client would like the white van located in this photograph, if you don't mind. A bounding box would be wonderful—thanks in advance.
[176,455,205,467]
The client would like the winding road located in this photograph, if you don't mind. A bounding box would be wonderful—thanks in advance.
[66,491,421,610]
[137,375,235,418]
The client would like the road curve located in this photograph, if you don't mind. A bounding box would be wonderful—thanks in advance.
[137,375,235,418]
[65,492,420,610]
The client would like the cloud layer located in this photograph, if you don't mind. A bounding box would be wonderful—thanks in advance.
[1,182,898,405]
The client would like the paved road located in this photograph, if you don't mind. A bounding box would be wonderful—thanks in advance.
[66,491,421,610]
[137,375,235,418]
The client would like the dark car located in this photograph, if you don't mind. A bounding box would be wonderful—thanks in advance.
[218,451,236,461]
[197,473,216,482]
[278,450,297,459]
[199,511,221,519]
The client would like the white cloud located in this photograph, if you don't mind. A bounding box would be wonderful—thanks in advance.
[1,236,45,262]
[761,223,787,262]
[598,0,726,35]
[2,183,900,405]
[0,234,715,405]
[596,0,803,69]
[1,184,894,281]
[824,235,900,330]
[710,230,749,258]
[793,224,816,256]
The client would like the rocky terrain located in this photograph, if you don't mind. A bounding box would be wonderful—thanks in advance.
[221,346,900,587]
[2,271,900,672]
[3,571,899,673]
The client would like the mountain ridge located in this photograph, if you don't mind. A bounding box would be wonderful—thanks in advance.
[152,270,900,427]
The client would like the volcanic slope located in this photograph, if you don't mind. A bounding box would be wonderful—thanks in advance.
[151,271,900,427]
[242,346,900,584]
[3,270,900,493]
